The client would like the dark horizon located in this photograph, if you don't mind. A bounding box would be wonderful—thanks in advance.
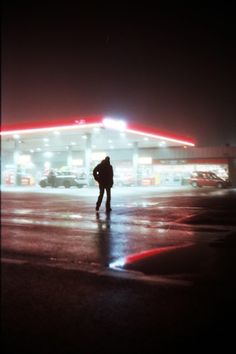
[2,2,236,146]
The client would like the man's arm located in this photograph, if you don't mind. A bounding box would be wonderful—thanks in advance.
[111,166,114,186]
[93,165,99,181]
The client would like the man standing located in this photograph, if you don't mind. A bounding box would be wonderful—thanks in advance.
[93,156,113,212]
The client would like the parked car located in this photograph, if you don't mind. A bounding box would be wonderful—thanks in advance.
[39,171,88,188]
[114,174,134,186]
[190,171,231,189]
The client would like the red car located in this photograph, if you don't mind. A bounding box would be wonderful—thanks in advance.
[190,171,231,189]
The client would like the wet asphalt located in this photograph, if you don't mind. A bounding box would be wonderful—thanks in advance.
[1,186,236,353]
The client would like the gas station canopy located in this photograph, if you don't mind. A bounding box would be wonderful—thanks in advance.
[1,115,195,153]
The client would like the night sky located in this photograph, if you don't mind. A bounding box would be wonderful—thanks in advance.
[2,2,236,146]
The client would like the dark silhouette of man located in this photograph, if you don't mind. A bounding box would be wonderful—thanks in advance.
[93,156,113,212]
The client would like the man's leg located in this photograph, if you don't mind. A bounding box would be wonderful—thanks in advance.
[96,185,104,211]
[105,187,112,212]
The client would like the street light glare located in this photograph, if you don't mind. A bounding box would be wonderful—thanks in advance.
[102,117,127,131]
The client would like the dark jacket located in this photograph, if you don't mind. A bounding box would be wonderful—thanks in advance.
[93,159,113,188]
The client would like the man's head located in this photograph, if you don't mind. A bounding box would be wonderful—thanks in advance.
[105,156,110,162]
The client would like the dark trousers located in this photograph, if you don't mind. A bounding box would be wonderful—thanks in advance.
[96,185,111,210]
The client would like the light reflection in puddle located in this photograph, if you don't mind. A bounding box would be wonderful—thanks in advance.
[157,228,167,233]
[115,202,160,208]
[15,209,34,214]
[3,217,98,229]
[63,214,83,219]
[4,210,83,220]
[109,243,194,271]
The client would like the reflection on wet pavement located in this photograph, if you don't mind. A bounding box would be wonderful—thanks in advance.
[1,187,236,281]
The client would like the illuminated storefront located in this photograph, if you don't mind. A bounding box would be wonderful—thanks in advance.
[1,116,236,187]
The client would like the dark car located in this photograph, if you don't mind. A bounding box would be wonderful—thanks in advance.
[190,171,231,189]
[39,171,88,188]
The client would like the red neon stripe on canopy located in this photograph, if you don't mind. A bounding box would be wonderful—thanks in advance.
[1,115,195,145]
[127,122,195,145]
[0,115,102,132]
